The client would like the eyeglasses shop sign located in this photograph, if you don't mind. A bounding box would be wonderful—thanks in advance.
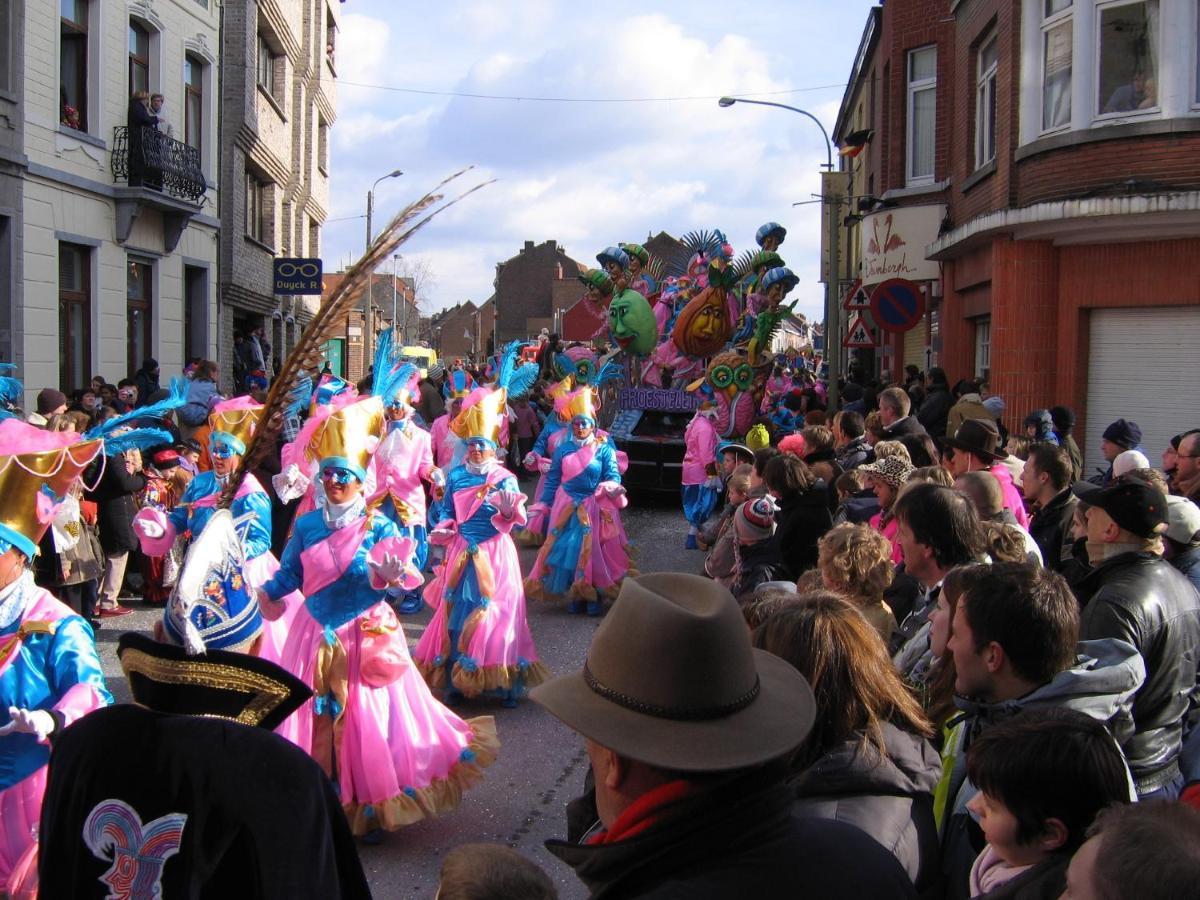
[273,258,324,295]
[860,205,944,285]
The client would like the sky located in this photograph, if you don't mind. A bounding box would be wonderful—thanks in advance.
[324,0,879,325]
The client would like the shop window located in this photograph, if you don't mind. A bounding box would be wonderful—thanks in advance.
[906,46,937,185]
[1098,1,1159,115]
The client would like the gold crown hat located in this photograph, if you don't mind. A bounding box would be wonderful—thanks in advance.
[451,386,507,448]
[0,419,105,559]
[209,396,263,456]
[554,384,601,424]
[308,395,385,480]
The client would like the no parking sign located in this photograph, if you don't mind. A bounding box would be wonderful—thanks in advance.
[869,279,925,334]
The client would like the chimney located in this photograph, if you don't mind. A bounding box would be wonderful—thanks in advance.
[523,240,534,252]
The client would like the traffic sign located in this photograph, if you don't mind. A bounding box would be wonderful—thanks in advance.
[869,278,925,333]
[273,257,324,295]
[842,278,871,311]
[843,313,876,348]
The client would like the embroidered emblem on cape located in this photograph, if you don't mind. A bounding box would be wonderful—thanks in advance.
[83,799,187,899]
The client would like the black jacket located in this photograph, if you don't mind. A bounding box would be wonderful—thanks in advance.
[773,481,833,580]
[882,416,928,441]
[87,455,146,554]
[732,538,782,599]
[916,386,953,438]
[791,723,941,890]
[976,854,1070,899]
[835,437,873,471]
[546,762,917,900]
[834,490,880,526]
[1028,488,1077,572]
[1078,552,1200,792]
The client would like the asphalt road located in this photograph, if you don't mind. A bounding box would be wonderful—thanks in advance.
[93,481,698,899]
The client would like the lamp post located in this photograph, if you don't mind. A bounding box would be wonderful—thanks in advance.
[392,254,400,354]
[718,97,843,409]
[361,169,402,370]
[365,169,404,252]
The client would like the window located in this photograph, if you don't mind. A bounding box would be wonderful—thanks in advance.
[317,117,329,173]
[128,21,149,97]
[184,55,203,152]
[326,9,337,69]
[127,258,153,378]
[1042,2,1072,130]
[906,46,937,184]
[0,0,12,94]
[246,171,269,244]
[183,265,208,361]
[975,35,999,169]
[59,244,91,391]
[60,0,88,131]
[256,32,277,95]
[1098,1,1159,115]
[974,318,991,380]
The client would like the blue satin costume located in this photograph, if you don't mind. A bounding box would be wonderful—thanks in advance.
[169,470,272,559]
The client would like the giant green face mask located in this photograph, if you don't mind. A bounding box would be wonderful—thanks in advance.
[607,289,656,356]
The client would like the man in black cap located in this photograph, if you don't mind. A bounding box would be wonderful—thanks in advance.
[532,572,916,899]
[38,633,371,898]
[1098,418,1142,485]
[1073,477,1200,799]
[944,418,1030,528]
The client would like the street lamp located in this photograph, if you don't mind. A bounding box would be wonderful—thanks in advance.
[365,169,404,252]
[718,96,842,408]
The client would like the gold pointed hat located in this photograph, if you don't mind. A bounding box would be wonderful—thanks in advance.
[555,385,601,423]
[209,397,263,456]
[451,386,507,447]
[308,396,385,480]
[0,420,105,558]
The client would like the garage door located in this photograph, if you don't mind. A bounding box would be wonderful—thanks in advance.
[1086,307,1200,479]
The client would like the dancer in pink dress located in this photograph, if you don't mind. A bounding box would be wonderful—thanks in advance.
[518,374,574,548]
[415,354,548,706]
[256,393,498,840]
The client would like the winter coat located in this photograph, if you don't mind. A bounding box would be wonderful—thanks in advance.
[772,481,833,581]
[834,490,880,526]
[881,416,928,441]
[973,853,1070,900]
[916,385,953,438]
[1077,552,1200,794]
[87,455,147,554]
[179,378,222,427]
[732,538,782,599]
[1171,544,1200,597]
[1060,434,1084,483]
[835,437,873,471]
[1028,488,1077,572]
[545,762,918,900]
[946,394,993,440]
[939,639,1145,900]
[791,723,940,890]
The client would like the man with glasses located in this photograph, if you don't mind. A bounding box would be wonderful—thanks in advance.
[1170,430,1200,502]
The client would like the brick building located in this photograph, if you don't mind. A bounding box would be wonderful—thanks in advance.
[218,0,339,385]
[492,239,584,342]
[834,0,1200,472]
[318,271,418,381]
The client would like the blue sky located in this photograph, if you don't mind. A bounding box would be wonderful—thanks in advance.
[325,0,878,323]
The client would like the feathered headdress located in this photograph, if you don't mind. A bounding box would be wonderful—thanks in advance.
[442,369,476,402]
[219,168,493,508]
[451,341,538,446]
[372,330,420,408]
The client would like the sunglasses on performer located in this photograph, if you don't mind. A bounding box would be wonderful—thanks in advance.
[320,467,356,485]
[209,443,237,459]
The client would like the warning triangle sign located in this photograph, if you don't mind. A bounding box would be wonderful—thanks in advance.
[843,279,871,311]
[843,313,876,348]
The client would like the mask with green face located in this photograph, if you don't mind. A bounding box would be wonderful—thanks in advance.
[607,289,656,356]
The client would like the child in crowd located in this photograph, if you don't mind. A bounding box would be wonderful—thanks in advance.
[731,495,782,599]
[964,707,1131,899]
[833,469,879,525]
[750,446,780,499]
[702,464,752,588]
[436,843,557,900]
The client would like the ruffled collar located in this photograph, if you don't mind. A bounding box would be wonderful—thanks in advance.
[0,571,35,631]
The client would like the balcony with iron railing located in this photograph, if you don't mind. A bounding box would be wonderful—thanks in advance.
[110,126,208,252]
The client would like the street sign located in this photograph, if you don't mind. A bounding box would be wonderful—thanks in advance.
[842,278,871,311]
[869,278,926,333]
[273,257,323,295]
[843,313,876,348]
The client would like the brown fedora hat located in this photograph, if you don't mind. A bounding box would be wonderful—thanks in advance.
[530,573,815,772]
[944,418,1005,462]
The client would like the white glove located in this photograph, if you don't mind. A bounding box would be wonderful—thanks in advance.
[523,451,539,469]
[703,475,723,491]
[493,490,524,520]
[429,467,446,488]
[134,516,165,540]
[272,463,309,502]
[538,457,552,474]
[368,551,406,586]
[0,707,55,741]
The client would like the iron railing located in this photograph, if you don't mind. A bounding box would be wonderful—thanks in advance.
[111,126,207,203]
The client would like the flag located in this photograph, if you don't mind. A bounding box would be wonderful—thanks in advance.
[838,128,873,158]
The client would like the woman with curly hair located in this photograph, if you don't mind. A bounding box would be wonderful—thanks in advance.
[754,592,940,889]
[817,523,898,644]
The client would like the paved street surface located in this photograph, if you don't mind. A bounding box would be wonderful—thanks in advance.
[94,482,697,899]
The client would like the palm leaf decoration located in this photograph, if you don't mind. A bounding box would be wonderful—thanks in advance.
[218,168,493,508]
[747,300,800,366]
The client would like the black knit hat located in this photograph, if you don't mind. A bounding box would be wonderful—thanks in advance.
[1102,418,1142,451]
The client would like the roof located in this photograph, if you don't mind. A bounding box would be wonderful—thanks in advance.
[833,6,882,145]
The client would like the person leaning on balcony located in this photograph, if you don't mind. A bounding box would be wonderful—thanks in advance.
[127,91,160,189]
[150,93,174,138]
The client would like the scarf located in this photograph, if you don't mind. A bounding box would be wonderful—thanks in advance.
[587,780,700,846]
[465,458,499,477]
[0,571,35,631]
[322,495,366,531]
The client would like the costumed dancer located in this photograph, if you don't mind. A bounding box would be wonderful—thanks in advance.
[256,392,498,840]
[132,396,301,660]
[518,375,574,548]
[275,374,360,526]
[680,389,722,549]
[0,415,118,894]
[524,382,631,615]
[427,368,477,563]
[370,335,446,613]
[414,347,547,706]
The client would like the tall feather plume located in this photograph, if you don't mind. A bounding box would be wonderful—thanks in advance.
[495,341,521,392]
[102,427,174,456]
[219,168,494,508]
[506,361,539,400]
